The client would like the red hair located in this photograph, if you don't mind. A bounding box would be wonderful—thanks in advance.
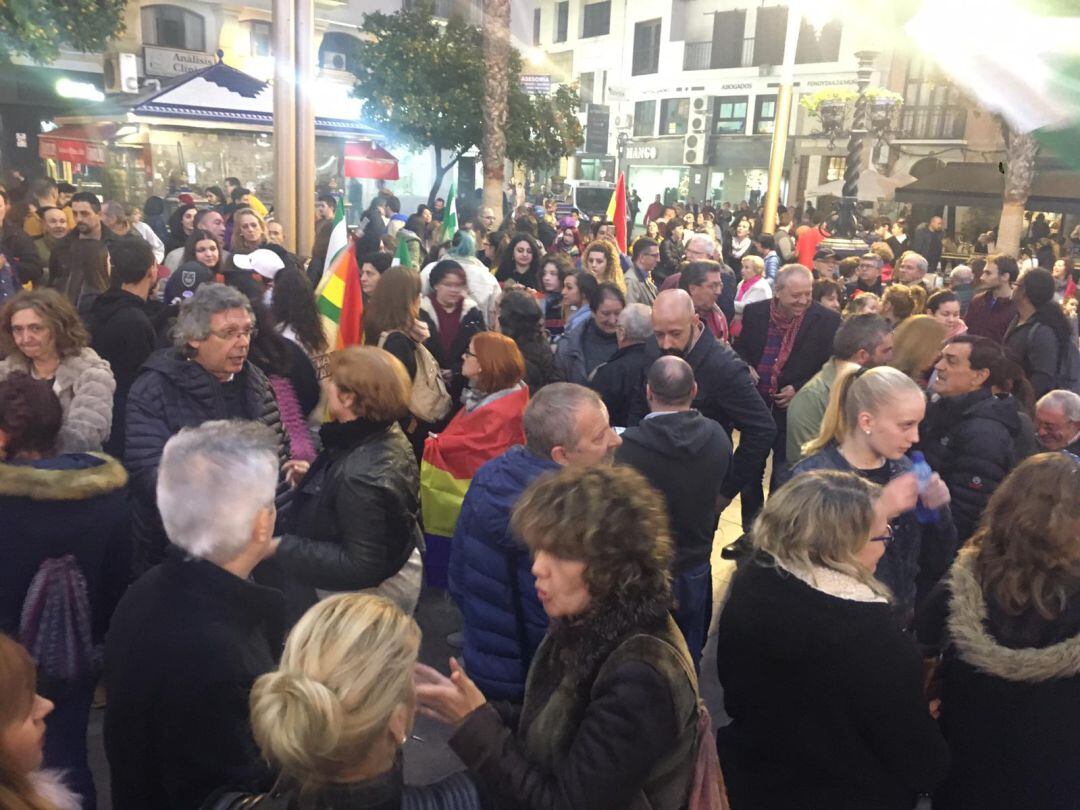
[472,332,525,393]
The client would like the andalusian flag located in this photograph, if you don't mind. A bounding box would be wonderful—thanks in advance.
[905,0,1080,168]
[605,172,628,254]
[316,198,363,349]
[393,232,413,269]
[419,385,529,586]
[440,183,458,242]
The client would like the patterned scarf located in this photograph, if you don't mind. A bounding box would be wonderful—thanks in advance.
[757,300,806,398]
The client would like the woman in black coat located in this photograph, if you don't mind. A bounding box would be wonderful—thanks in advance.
[275,346,424,615]
[915,453,1080,810]
[716,470,950,810]
[418,259,485,408]
[657,219,684,285]
[416,465,703,810]
[0,372,130,810]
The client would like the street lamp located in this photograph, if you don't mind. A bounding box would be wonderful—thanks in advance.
[818,49,880,258]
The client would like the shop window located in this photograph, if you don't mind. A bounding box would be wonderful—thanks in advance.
[582,1,611,38]
[633,100,656,137]
[820,156,845,183]
[249,21,271,58]
[754,95,777,135]
[713,96,748,135]
[659,98,690,136]
[319,32,360,72]
[632,19,661,76]
[554,1,569,43]
[141,5,206,52]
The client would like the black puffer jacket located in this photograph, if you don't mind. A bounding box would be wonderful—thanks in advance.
[590,342,650,428]
[276,418,422,596]
[918,389,1020,542]
[124,348,287,573]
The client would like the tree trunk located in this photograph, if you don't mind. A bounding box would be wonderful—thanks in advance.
[482,0,511,230]
[996,126,1038,257]
[428,150,462,208]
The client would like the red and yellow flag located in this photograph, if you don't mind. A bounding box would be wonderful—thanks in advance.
[316,199,363,349]
[605,171,628,255]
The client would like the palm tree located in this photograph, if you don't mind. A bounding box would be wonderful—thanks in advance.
[997,122,1038,258]
[482,0,511,231]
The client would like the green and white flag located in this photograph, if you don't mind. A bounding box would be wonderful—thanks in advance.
[440,183,458,242]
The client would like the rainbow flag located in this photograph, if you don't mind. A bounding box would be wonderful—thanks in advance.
[605,171,628,254]
[420,385,529,538]
[316,198,363,349]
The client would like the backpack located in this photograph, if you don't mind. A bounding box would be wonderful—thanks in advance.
[378,331,452,423]
[19,555,101,683]
[1026,322,1080,394]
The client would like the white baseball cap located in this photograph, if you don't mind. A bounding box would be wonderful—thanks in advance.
[232,248,285,280]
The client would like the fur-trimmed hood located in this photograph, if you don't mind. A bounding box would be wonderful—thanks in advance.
[947,550,1080,683]
[418,293,479,324]
[0,452,128,501]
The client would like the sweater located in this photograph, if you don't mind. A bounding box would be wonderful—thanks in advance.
[964,291,1017,344]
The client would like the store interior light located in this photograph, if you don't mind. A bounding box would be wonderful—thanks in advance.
[56,78,105,102]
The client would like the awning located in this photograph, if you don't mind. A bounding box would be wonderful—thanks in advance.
[809,168,917,201]
[894,161,1080,214]
[344,141,399,180]
[38,124,113,166]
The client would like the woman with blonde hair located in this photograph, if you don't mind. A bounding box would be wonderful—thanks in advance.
[210,594,481,809]
[230,207,269,255]
[844,292,881,318]
[793,365,957,622]
[581,238,626,292]
[891,314,948,387]
[0,635,78,810]
[274,346,424,614]
[881,283,925,326]
[0,290,114,452]
[716,470,950,810]
[916,452,1080,810]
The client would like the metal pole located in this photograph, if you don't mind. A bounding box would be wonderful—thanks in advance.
[762,7,801,234]
[272,0,297,253]
[830,49,877,240]
[295,0,316,259]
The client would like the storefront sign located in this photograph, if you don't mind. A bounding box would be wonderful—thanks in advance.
[144,46,216,77]
[38,137,106,166]
[626,145,658,160]
[15,133,27,148]
[721,83,752,90]
[519,74,552,95]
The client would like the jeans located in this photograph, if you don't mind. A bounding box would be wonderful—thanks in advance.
[672,562,712,673]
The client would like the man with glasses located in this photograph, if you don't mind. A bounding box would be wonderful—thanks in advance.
[661,233,738,321]
[846,252,885,299]
[1034,390,1080,455]
[625,238,659,306]
[124,283,288,573]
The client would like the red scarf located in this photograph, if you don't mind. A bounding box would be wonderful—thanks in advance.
[765,300,806,396]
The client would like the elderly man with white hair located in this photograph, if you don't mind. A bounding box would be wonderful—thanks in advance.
[1035,389,1080,454]
[124,283,287,573]
[896,250,942,292]
[590,302,653,427]
[105,421,284,810]
[661,232,738,322]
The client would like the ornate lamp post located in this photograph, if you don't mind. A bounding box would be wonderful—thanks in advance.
[819,49,880,258]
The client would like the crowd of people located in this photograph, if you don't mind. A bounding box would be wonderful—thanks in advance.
[1,174,1078,810]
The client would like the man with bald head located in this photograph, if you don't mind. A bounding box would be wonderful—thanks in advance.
[629,289,775,522]
[735,263,840,525]
[617,355,732,668]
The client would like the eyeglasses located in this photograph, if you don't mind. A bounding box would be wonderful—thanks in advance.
[871,525,894,547]
[208,326,257,342]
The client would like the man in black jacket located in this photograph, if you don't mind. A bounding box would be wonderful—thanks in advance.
[911,215,944,274]
[590,303,651,427]
[124,283,287,573]
[88,238,160,459]
[920,335,1020,541]
[629,290,775,526]
[617,356,731,668]
[735,263,840,526]
[105,421,284,810]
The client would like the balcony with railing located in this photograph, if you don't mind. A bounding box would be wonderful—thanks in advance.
[895,105,967,140]
[683,37,755,71]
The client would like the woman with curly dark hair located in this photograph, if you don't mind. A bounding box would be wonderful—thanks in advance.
[417,464,705,810]
[916,452,1080,810]
[497,289,562,394]
[495,232,541,290]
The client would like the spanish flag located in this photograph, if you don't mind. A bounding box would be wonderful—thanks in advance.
[420,384,529,585]
[316,199,363,349]
[605,171,628,254]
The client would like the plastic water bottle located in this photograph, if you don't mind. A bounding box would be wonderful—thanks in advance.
[910,451,939,524]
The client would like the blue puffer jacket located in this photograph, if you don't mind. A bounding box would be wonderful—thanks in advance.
[791,444,959,625]
[449,444,556,702]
